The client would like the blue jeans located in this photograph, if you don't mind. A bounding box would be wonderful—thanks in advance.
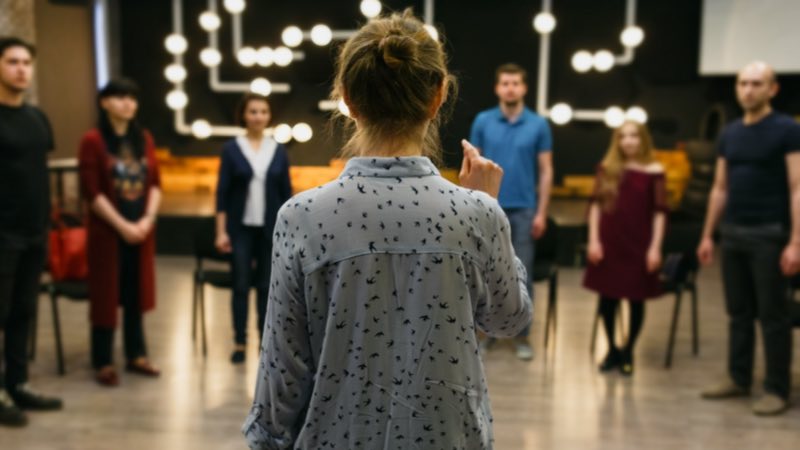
[503,208,535,338]
[231,226,271,345]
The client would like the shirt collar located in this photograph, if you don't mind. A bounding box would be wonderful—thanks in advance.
[340,156,441,179]
[495,106,531,125]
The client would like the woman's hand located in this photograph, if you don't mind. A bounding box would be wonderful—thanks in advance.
[135,215,155,237]
[216,232,232,254]
[118,221,146,245]
[458,139,503,198]
[646,247,662,273]
[587,240,604,265]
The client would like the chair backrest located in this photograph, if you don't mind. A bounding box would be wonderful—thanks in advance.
[193,216,230,264]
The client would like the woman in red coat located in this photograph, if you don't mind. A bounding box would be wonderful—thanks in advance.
[78,79,161,386]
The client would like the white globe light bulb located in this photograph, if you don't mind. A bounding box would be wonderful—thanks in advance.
[199,48,222,67]
[166,90,188,110]
[273,124,293,144]
[292,123,313,143]
[338,99,351,117]
[249,78,272,96]
[571,50,593,73]
[237,47,257,67]
[604,106,626,128]
[164,64,187,83]
[424,25,439,41]
[533,12,556,34]
[360,0,382,18]
[273,47,293,67]
[256,47,274,67]
[192,119,212,139]
[164,34,188,55]
[593,50,615,72]
[198,11,221,32]
[223,0,246,14]
[310,24,333,46]
[621,26,645,48]
[549,103,573,125]
[625,106,648,124]
[282,26,304,48]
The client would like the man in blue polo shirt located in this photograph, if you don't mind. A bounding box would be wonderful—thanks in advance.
[470,63,553,360]
[697,61,800,416]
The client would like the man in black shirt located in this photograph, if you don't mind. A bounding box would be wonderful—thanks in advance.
[0,37,63,427]
[698,61,800,416]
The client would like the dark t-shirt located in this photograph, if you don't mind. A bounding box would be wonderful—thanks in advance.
[718,112,800,226]
[0,103,54,247]
[109,137,147,221]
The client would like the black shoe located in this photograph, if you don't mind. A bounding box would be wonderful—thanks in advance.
[9,384,63,411]
[231,350,246,364]
[0,389,28,427]
[619,351,634,376]
[599,349,621,372]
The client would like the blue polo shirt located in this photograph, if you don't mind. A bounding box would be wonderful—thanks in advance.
[469,106,552,209]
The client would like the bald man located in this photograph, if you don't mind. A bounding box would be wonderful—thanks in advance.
[697,62,800,416]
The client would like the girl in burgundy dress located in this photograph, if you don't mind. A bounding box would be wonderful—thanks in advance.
[584,121,668,375]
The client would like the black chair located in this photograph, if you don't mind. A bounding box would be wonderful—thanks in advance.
[192,217,233,357]
[535,217,559,351]
[44,280,89,375]
[588,228,701,369]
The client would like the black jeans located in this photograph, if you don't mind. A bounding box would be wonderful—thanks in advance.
[91,240,147,368]
[231,226,271,345]
[720,223,792,398]
[0,242,45,389]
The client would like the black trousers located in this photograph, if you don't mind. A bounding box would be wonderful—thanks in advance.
[91,240,147,368]
[0,242,45,389]
[720,223,792,398]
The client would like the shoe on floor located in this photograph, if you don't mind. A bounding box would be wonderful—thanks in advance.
[752,393,789,416]
[8,384,63,411]
[231,349,246,364]
[598,349,621,373]
[619,350,634,376]
[95,367,120,387]
[126,359,161,377]
[0,389,27,427]
[700,378,749,399]
[515,340,534,361]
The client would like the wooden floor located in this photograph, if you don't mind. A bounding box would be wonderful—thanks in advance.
[3,257,799,449]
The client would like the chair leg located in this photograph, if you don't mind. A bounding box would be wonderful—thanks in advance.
[50,291,65,376]
[200,284,208,357]
[691,283,699,356]
[590,299,600,356]
[191,278,198,342]
[665,287,683,369]
[28,297,38,361]
[544,272,558,350]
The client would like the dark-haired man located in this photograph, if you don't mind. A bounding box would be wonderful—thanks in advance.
[470,63,554,360]
[0,36,63,427]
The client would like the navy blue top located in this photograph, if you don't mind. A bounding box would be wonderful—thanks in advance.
[469,106,552,209]
[718,112,800,226]
[215,138,292,238]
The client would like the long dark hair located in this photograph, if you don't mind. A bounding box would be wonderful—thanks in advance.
[98,78,145,158]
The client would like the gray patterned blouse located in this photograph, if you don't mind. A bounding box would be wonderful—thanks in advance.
[243,156,532,449]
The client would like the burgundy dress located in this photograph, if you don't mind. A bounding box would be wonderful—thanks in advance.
[583,167,668,300]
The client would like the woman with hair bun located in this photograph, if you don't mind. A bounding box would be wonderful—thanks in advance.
[243,10,531,449]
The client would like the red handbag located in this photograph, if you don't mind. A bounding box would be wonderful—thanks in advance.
[48,211,88,281]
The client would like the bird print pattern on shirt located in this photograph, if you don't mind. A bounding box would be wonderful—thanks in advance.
[243,156,532,450]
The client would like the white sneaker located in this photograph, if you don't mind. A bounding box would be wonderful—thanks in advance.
[515,341,534,361]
